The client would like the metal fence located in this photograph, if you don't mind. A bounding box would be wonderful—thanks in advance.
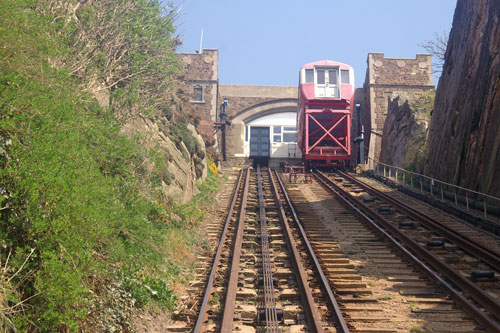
[367,158,500,219]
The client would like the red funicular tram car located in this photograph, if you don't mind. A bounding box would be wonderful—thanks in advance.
[297,60,355,168]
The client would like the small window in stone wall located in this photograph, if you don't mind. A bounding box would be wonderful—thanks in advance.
[193,86,203,101]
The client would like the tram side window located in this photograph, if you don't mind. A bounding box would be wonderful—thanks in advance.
[341,70,350,84]
[316,70,325,84]
[305,69,314,83]
[328,69,338,85]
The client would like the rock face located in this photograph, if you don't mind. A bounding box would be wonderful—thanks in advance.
[424,0,500,196]
[380,92,431,170]
[121,116,207,203]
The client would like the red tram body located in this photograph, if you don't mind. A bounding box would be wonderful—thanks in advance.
[297,60,355,168]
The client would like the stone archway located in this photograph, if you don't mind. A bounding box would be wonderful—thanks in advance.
[231,98,298,123]
[226,98,298,158]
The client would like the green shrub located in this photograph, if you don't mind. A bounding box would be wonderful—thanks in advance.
[121,271,177,310]
[0,0,216,330]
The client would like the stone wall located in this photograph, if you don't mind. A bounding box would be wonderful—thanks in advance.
[221,84,297,118]
[359,53,434,165]
[425,0,500,197]
[220,84,297,161]
[177,49,219,136]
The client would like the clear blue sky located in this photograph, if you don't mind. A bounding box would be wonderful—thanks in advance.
[172,1,457,87]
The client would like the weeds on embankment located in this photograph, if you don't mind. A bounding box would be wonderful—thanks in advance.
[0,0,219,331]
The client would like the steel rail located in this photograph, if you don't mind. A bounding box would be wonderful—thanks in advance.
[194,169,245,333]
[256,167,280,332]
[267,169,324,332]
[272,169,350,332]
[314,171,500,332]
[220,168,251,332]
[337,170,500,270]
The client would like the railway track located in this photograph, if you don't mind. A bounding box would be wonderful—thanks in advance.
[313,169,500,331]
[168,169,242,330]
[285,177,477,332]
[354,173,500,252]
[180,167,349,332]
[169,167,499,332]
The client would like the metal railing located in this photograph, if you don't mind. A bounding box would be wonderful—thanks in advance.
[367,158,500,219]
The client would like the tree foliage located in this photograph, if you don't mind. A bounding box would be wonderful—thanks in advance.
[36,0,182,119]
